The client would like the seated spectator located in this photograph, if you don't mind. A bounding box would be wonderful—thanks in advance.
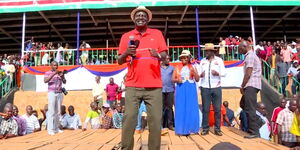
[239,96,248,132]
[209,104,229,127]
[59,105,67,129]
[32,109,46,130]
[83,102,100,131]
[0,105,18,139]
[256,102,271,140]
[277,100,297,148]
[112,104,123,129]
[22,105,40,134]
[136,101,147,133]
[223,101,234,127]
[12,105,26,136]
[288,60,299,97]
[101,104,113,129]
[62,105,82,130]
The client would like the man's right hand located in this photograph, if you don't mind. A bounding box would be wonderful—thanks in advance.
[124,45,137,57]
[200,71,205,78]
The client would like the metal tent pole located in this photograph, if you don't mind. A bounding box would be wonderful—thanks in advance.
[250,6,256,46]
[196,7,201,60]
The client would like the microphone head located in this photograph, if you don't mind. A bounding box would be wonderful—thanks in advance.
[129,35,134,41]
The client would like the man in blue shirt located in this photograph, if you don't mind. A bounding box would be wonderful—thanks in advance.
[223,101,234,127]
[62,105,82,130]
[161,55,175,130]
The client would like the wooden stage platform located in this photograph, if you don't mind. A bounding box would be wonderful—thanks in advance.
[0,127,288,150]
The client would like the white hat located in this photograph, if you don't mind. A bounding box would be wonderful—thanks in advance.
[103,103,110,108]
[292,42,297,45]
[179,50,192,58]
[293,60,299,64]
[130,6,152,22]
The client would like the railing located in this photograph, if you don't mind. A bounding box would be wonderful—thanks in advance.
[0,72,17,98]
[23,45,244,66]
[262,60,300,97]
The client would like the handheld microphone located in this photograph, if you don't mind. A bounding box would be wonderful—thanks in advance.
[129,36,135,46]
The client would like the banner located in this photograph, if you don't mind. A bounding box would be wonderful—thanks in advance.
[22,61,245,92]
[1,0,300,13]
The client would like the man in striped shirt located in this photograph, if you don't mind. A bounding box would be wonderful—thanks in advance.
[238,41,262,139]
[277,100,297,148]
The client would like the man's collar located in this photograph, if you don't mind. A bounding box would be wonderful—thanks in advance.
[133,28,151,36]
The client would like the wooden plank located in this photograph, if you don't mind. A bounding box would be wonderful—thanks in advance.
[169,144,200,150]
[179,135,194,144]
[168,130,184,145]
[133,132,142,150]
[189,134,211,150]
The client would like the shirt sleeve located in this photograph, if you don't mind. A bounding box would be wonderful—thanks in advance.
[245,54,254,68]
[118,33,128,55]
[11,120,18,136]
[34,117,41,129]
[218,59,226,77]
[62,117,68,128]
[157,30,168,53]
[77,115,82,127]
[276,111,284,125]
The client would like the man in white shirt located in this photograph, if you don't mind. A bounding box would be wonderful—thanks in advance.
[4,59,15,89]
[22,105,40,134]
[62,105,82,130]
[80,41,91,65]
[198,43,226,136]
[56,43,64,64]
[92,76,105,108]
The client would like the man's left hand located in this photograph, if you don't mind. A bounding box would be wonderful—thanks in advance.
[148,48,160,59]
[240,88,244,95]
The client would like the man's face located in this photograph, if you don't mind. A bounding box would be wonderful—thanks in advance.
[95,76,100,83]
[205,50,215,59]
[26,106,33,116]
[103,107,109,114]
[51,62,58,71]
[4,107,13,119]
[68,107,75,116]
[290,101,297,112]
[163,56,170,65]
[180,56,189,65]
[61,106,66,115]
[238,45,247,54]
[134,11,148,27]
[280,99,287,108]
[109,78,114,84]
[13,106,18,116]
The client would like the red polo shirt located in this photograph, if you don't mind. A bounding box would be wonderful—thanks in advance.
[119,28,168,88]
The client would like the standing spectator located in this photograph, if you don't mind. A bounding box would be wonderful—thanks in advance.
[219,37,226,59]
[255,41,266,60]
[247,36,253,45]
[112,104,123,129]
[267,49,280,86]
[223,101,235,127]
[80,41,91,65]
[44,61,66,135]
[22,105,40,134]
[56,43,64,64]
[239,97,248,132]
[281,44,292,67]
[4,59,16,89]
[161,55,175,130]
[288,60,299,97]
[106,77,119,107]
[199,43,226,136]
[12,105,26,136]
[271,98,287,143]
[0,105,18,139]
[62,105,82,130]
[256,102,271,140]
[238,41,262,139]
[276,57,289,97]
[117,6,168,150]
[92,76,105,109]
[101,104,113,129]
[82,102,100,130]
[277,100,297,148]
[266,41,273,59]
[173,50,200,135]
[291,42,297,54]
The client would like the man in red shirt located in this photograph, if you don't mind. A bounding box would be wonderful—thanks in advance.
[271,98,287,143]
[106,77,119,107]
[118,6,167,150]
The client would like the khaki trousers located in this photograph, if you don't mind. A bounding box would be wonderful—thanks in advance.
[121,87,162,150]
